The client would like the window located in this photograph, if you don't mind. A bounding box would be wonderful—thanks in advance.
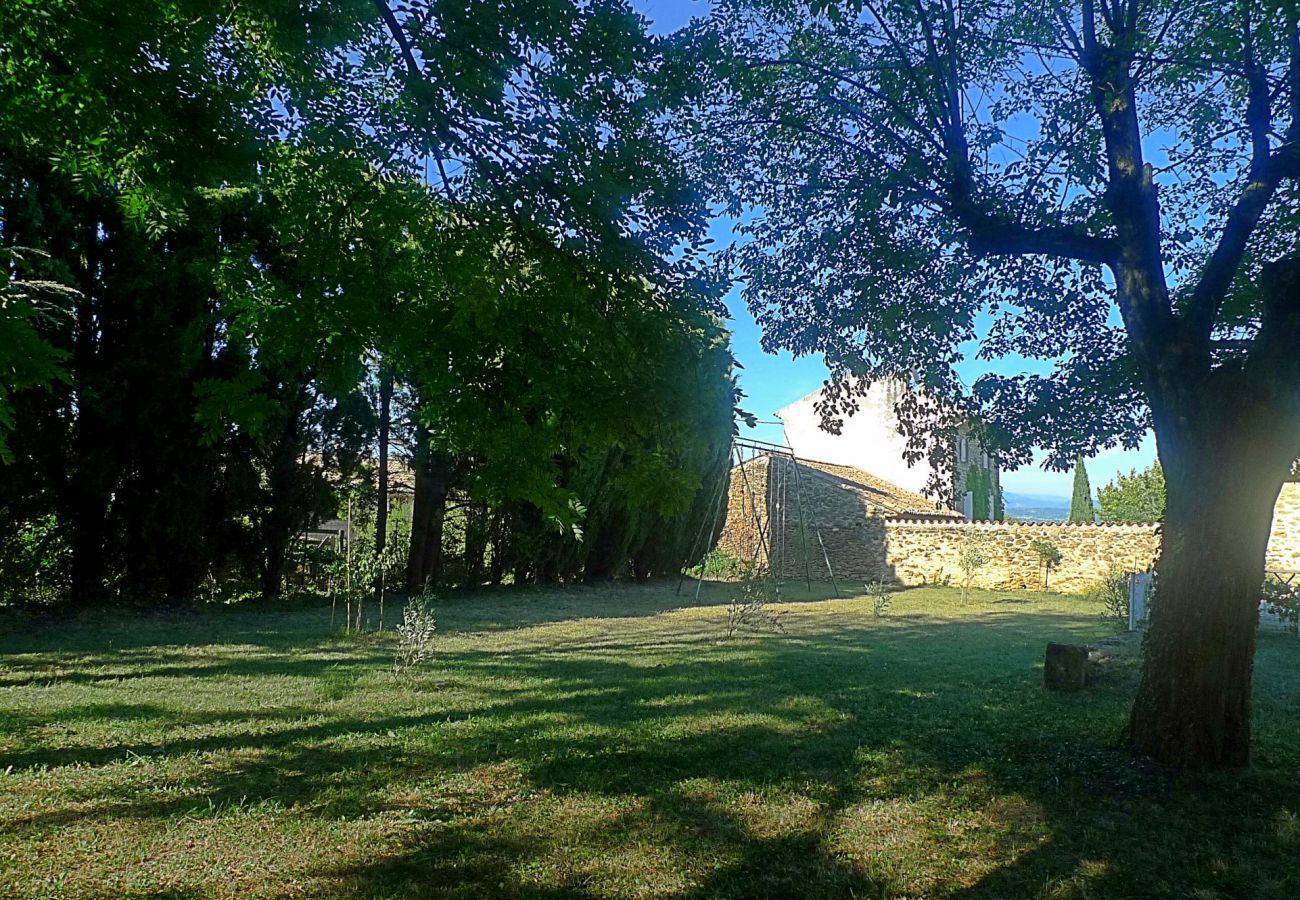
[957,437,968,463]
[962,491,974,520]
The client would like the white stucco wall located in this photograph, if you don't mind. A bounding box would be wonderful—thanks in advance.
[776,380,938,497]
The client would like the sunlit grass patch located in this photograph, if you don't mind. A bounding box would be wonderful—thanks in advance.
[2,581,1300,897]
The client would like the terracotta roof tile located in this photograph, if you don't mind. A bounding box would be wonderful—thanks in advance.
[793,457,963,519]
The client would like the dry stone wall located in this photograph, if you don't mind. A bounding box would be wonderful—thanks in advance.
[1267,482,1300,572]
[715,458,770,567]
[881,520,1160,592]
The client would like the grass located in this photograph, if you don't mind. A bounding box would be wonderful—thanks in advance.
[2,581,1300,898]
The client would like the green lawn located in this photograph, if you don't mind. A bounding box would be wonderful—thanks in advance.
[2,583,1299,898]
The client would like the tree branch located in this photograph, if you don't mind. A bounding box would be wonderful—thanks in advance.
[960,215,1118,265]
[1183,141,1300,338]
[370,0,457,199]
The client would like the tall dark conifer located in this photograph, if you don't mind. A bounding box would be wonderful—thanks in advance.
[1069,455,1096,524]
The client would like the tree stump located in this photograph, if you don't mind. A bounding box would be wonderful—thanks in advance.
[1044,642,1089,691]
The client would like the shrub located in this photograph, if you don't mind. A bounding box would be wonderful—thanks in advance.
[1030,539,1063,590]
[394,598,438,675]
[958,535,991,600]
[724,567,785,638]
[1263,576,1299,635]
[0,515,68,607]
[1084,568,1131,628]
[694,548,743,581]
[865,580,892,617]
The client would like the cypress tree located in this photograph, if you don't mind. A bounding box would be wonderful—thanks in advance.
[1069,455,1096,523]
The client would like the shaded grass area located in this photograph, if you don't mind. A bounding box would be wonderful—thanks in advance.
[2,582,1300,898]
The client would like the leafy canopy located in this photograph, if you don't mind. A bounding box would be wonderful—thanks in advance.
[1098,463,1166,523]
[676,0,1300,474]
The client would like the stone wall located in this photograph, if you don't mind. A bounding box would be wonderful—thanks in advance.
[1267,482,1300,572]
[716,458,1300,592]
[715,458,769,567]
[880,520,1161,592]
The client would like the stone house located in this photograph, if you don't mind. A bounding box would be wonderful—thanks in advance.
[776,379,1002,520]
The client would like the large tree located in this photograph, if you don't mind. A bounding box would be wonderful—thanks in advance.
[1099,462,1166,522]
[684,0,1300,768]
[1,0,733,602]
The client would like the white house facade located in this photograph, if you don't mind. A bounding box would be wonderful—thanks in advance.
[775,379,1001,520]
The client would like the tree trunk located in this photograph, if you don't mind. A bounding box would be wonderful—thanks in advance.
[65,216,111,605]
[489,512,507,586]
[374,364,393,556]
[1129,409,1295,768]
[259,392,308,599]
[405,432,455,593]
[462,499,488,589]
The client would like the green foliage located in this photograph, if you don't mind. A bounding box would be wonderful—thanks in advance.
[1069,455,1096,523]
[1030,539,1064,590]
[0,249,74,464]
[865,580,892,617]
[0,0,728,604]
[965,463,996,521]
[692,549,744,581]
[1263,576,1300,636]
[676,0,1300,481]
[0,515,68,607]
[957,535,991,601]
[1084,569,1133,628]
[1098,464,1167,523]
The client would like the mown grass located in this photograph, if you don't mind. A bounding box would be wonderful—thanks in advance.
[2,581,1299,898]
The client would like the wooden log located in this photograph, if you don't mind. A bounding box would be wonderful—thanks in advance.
[1044,642,1089,691]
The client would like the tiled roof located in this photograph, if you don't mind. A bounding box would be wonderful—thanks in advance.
[793,457,963,519]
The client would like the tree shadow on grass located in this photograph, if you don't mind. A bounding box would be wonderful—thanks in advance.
[329,622,1300,897]
[4,601,1300,897]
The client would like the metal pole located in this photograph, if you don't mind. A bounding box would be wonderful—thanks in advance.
[816,529,840,598]
[784,443,815,591]
[694,451,732,600]
[735,445,778,583]
[778,456,788,581]
[676,441,732,596]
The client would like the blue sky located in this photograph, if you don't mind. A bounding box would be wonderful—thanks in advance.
[636,0,1157,499]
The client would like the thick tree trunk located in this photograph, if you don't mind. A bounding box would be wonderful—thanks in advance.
[66,481,111,604]
[405,434,455,593]
[1130,411,1295,769]
[374,364,393,557]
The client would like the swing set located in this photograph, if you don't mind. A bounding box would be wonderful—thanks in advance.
[677,437,839,599]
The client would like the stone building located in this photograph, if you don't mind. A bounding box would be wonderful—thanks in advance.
[718,454,1300,593]
[776,379,1001,520]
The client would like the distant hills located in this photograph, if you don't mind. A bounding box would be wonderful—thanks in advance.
[1003,491,1070,523]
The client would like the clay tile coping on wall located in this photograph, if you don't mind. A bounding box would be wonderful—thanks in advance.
[884,518,1162,530]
